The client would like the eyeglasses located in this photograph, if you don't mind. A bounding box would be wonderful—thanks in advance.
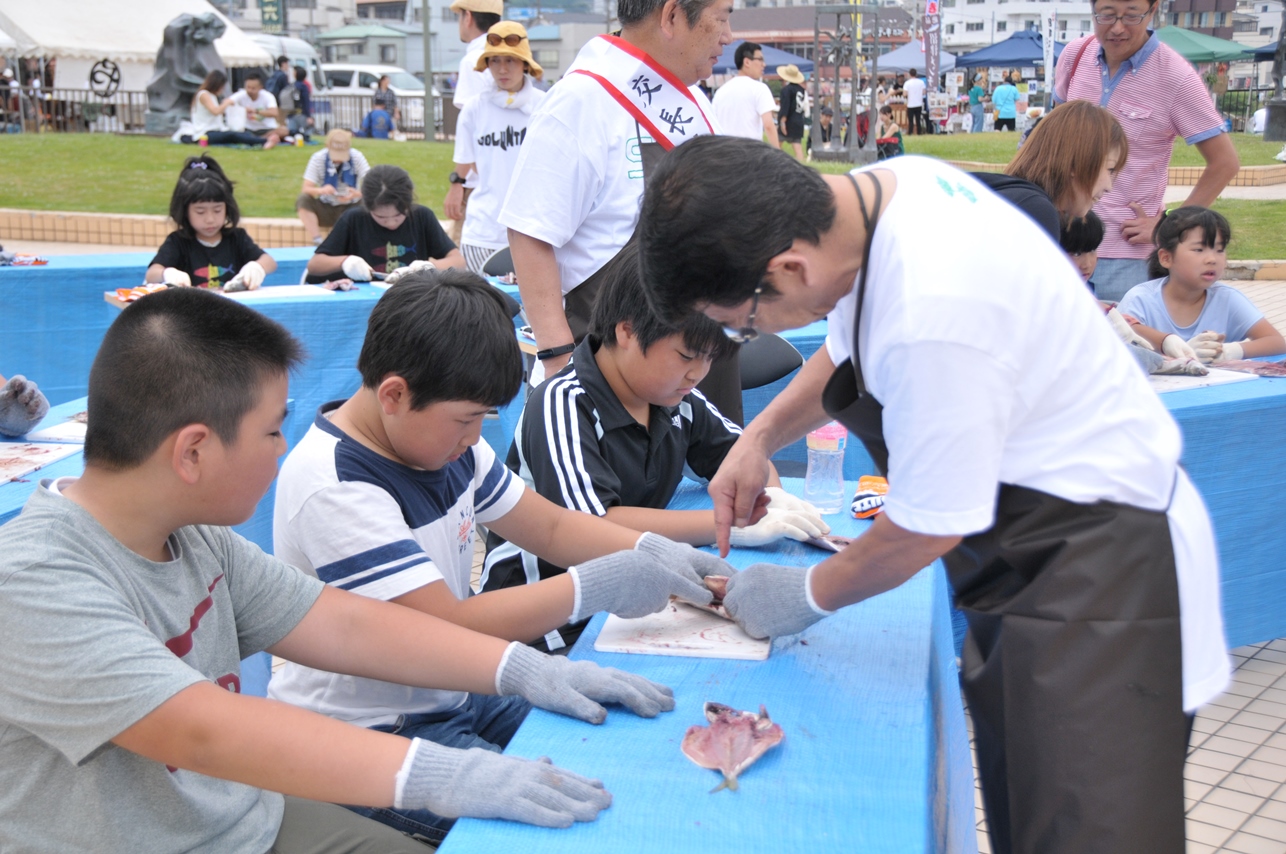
[1092,12,1149,25]
[486,33,528,46]
[751,55,765,62]
[724,282,764,343]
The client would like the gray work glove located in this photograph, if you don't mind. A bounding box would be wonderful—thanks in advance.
[723,563,832,640]
[570,537,722,621]
[397,738,611,827]
[497,642,675,724]
[636,531,735,581]
[0,375,50,437]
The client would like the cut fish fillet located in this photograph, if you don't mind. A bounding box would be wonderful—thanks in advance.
[681,702,784,792]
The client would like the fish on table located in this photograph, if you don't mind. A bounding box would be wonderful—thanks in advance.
[681,702,784,793]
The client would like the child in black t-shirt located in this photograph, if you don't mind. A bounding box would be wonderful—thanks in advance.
[306,164,465,283]
[146,155,277,291]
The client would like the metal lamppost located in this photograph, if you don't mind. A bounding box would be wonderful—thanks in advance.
[811,3,880,164]
[1266,4,1286,141]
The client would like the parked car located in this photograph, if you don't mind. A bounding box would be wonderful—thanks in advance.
[320,63,443,132]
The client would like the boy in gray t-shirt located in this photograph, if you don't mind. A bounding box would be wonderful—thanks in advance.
[0,288,685,854]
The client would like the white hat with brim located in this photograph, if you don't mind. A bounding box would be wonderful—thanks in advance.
[777,64,806,85]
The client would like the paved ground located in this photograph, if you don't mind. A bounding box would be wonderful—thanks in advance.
[1165,183,1286,203]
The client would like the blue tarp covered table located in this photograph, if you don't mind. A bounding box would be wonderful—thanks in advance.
[441,478,976,854]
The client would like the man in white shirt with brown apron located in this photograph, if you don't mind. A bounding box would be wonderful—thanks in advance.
[636,136,1230,854]
[501,0,744,420]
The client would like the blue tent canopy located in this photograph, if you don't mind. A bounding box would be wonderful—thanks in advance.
[954,30,1066,69]
[875,39,957,74]
[1248,42,1279,61]
[712,40,814,76]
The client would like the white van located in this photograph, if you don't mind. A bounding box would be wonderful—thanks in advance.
[320,63,439,132]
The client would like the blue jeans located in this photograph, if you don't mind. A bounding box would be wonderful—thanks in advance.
[346,694,531,846]
[1093,257,1152,302]
[971,103,984,133]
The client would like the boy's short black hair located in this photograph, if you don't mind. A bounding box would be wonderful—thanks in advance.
[472,11,502,31]
[638,135,836,321]
[84,288,304,470]
[590,243,738,361]
[735,41,761,70]
[358,268,522,409]
[1060,210,1105,256]
[244,69,264,83]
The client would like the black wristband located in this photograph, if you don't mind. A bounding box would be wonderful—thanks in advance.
[536,342,576,361]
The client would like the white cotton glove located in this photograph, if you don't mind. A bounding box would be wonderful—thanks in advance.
[730,489,829,548]
[1162,334,1199,361]
[570,538,717,621]
[161,267,191,287]
[1218,341,1245,363]
[497,642,675,723]
[396,738,611,827]
[1106,308,1154,351]
[382,259,436,286]
[341,255,374,281]
[1186,331,1225,364]
[231,260,266,291]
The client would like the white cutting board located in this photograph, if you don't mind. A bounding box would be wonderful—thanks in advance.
[594,602,770,661]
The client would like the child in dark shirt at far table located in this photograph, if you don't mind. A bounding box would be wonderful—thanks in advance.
[146,155,276,291]
[483,243,831,652]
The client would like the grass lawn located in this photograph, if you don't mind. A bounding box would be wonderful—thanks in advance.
[0,134,457,220]
[1,133,1282,258]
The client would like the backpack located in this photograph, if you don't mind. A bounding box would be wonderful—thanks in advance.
[278,82,298,116]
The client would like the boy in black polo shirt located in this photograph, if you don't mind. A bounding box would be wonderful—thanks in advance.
[482,245,829,652]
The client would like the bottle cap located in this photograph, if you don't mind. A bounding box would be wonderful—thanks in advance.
[806,422,847,451]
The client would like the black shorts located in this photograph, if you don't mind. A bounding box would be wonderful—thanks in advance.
[783,118,805,143]
[994,117,1016,131]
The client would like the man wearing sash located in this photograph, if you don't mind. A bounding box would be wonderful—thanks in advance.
[500,0,740,418]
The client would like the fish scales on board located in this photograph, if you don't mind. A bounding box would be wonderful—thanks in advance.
[681,702,784,793]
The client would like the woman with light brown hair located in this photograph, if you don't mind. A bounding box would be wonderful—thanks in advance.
[976,100,1129,242]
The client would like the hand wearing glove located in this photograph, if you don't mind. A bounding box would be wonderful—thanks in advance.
[497,642,675,724]
[383,259,437,286]
[730,499,828,548]
[397,738,610,827]
[723,563,832,640]
[341,255,374,281]
[1161,334,1199,362]
[635,531,735,583]
[230,260,266,291]
[1151,356,1209,377]
[161,267,192,287]
[570,544,715,621]
[1217,341,1245,363]
[1106,308,1154,351]
[1186,331,1225,363]
[0,375,50,437]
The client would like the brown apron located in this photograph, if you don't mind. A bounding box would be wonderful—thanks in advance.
[821,172,1188,853]
[558,128,743,424]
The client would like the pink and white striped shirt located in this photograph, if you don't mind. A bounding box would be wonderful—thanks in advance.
[1055,33,1224,260]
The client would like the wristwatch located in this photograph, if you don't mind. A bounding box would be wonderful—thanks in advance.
[448,171,467,185]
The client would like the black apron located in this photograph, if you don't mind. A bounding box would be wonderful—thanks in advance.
[558,127,744,424]
[821,172,1188,854]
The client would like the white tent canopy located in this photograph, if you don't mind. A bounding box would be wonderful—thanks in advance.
[0,27,15,52]
[0,0,271,89]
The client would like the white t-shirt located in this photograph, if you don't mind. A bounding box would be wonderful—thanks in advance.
[903,75,926,108]
[454,33,492,107]
[711,74,776,140]
[228,89,279,131]
[267,406,524,727]
[499,36,718,295]
[454,76,547,249]
[189,91,226,136]
[824,156,1228,711]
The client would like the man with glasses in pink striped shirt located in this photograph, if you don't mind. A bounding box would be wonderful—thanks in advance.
[1055,0,1240,301]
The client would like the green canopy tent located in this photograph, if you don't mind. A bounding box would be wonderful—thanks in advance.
[1153,26,1254,63]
